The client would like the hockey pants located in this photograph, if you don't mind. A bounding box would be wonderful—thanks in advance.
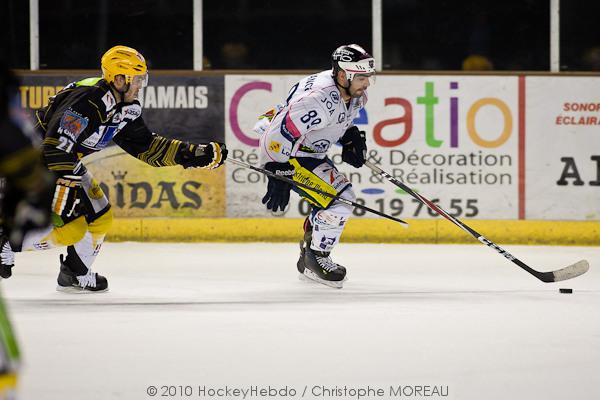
[20,170,112,274]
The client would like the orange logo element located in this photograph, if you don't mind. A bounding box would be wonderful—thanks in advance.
[269,141,281,152]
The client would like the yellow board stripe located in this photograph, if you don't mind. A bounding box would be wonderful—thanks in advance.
[106,218,600,246]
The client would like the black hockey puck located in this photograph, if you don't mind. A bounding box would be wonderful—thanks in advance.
[559,288,573,294]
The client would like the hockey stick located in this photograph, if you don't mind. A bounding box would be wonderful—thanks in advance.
[364,160,589,283]
[227,158,408,227]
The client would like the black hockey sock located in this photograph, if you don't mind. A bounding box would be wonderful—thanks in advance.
[63,245,89,275]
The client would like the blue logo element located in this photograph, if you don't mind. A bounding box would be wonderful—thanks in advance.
[361,188,385,195]
[97,125,118,148]
[352,108,368,125]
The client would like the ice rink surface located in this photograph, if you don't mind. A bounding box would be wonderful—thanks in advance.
[3,242,600,400]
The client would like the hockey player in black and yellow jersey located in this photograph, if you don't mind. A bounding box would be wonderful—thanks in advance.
[4,45,227,293]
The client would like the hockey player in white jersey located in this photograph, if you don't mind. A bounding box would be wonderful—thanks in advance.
[256,44,375,288]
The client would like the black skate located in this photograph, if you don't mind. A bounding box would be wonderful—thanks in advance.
[0,235,14,279]
[56,255,108,293]
[297,227,347,289]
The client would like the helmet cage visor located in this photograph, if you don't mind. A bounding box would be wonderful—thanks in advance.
[351,72,376,86]
[338,58,375,85]
[130,73,149,88]
[338,58,376,84]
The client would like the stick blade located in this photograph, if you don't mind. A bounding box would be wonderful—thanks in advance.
[547,259,590,282]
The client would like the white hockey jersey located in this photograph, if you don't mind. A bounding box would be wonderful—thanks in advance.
[258,70,367,165]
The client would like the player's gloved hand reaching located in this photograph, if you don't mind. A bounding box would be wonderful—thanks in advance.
[181,142,228,169]
[339,126,367,168]
[262,161,295,212]
[9,176,55,248]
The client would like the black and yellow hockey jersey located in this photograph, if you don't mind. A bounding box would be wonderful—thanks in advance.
[35,77,194,176]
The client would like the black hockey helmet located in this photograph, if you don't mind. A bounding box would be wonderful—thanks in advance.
[331,44,376,84]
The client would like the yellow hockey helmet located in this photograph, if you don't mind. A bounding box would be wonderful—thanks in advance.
[101,45,147,85]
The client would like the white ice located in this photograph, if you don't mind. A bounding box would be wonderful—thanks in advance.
[3,242,600,400]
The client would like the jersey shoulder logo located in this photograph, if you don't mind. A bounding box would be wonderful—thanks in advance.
[311,139,331,153]
[329,91,340,104]
[59,109,89,139]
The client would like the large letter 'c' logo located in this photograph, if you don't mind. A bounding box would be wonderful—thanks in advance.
[229,81,272,147]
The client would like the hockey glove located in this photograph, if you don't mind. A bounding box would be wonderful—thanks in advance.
[262,162,295,212]
[180,142,228,169]
[252,104,284,135]
[8,173,55,249]
[0,157,56,250]
[339,126,367,168]
[51,174,82,227]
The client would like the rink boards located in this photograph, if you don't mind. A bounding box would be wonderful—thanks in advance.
[16,72,600,244]
[106,217,600,245]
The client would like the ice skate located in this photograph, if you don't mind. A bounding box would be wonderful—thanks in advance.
[297,228,347,289]
[0,235,14,279]
[56,254,108,293]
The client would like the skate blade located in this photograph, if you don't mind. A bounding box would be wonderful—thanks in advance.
[56,285,109,294]
[299,270,345,289]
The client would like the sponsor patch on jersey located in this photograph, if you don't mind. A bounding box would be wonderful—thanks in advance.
[318,236,337,250]
[314,210,338,225]
[81,125,118,150]
[59,109,88,138]
[329,91,340,104]
[101,91,116,110]
[268,140,281,153]
[299,145,316,153]
[122,104,142,119]
[311,139,331,153]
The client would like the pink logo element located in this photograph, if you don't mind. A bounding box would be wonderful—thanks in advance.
[229,81,272,147]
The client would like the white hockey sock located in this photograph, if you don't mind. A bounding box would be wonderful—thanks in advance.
[72,231,104,269]
[310,202,352,253]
